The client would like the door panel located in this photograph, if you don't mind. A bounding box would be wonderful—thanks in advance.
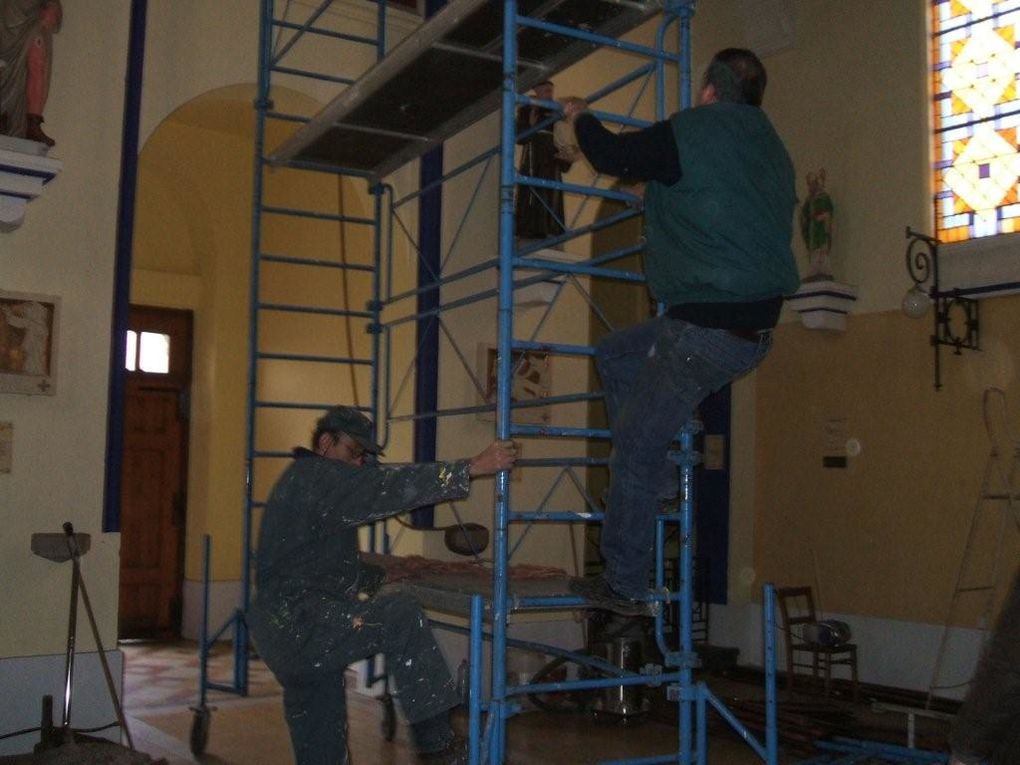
[118,306,191,638]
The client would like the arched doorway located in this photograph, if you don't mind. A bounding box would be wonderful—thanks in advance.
[120,84,375,637]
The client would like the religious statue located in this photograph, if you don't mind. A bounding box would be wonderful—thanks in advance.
[800,168,834,280]
[0,0,63,147]
[515,81,577,242]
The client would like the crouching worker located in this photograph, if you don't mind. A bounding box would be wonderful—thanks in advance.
[247,405,516,765]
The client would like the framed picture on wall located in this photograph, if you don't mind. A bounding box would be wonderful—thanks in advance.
[0,290,59,395]
[477,343,551,424]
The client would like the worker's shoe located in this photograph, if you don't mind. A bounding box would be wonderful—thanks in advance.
[570,575,656,617]
[418,733,468,764]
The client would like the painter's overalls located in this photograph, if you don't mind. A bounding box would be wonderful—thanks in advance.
[248,449,469,765]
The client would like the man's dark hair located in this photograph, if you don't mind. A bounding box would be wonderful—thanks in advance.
[704,48,767,107]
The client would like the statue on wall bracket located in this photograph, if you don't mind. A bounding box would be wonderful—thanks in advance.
[788,169,858,331]
[0,0,63,148]
[800,168,834,281]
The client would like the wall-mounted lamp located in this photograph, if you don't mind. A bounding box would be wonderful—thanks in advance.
[903,227,980,390]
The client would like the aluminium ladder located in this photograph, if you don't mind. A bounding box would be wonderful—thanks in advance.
[927,387,1020,706]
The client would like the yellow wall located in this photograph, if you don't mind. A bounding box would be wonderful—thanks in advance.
[755,300,1020,625]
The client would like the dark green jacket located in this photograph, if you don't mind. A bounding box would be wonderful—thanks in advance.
[643,102,799,305]
[253,448,472,605]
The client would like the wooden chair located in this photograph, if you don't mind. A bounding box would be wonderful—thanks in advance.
[775,586,859,701]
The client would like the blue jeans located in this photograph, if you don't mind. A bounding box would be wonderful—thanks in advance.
[595,317,772,598]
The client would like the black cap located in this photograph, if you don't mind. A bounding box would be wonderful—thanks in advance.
[316,406,384,455]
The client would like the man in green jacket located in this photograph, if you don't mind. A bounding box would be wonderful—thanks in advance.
[248,405,516,764]
[561,49,799,615]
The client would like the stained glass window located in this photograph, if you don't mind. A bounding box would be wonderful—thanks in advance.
[932,0,1020,243]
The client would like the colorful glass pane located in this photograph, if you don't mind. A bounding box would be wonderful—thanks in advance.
[932,0,1020,240]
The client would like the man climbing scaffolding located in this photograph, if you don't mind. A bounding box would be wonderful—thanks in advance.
[561,48,799,615]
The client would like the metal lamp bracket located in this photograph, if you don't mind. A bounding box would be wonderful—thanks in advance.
[905,227,981,390]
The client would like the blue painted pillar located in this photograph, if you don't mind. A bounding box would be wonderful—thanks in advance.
[103,0,148,531]
[411,0,447,528]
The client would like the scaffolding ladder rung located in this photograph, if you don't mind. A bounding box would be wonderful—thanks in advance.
[275,157,376,178]
[511,424,610,439]
[514,255,645,283]
[515,457,609,467]
[255,399,372,413]
[272,65,356,85]
[518,174,644,205]
[271,18,379,48]
[260,252,375,272]
[261,205,374,225]
[508,511,603,522]
[257,302,373,319]
[257,351,373,365]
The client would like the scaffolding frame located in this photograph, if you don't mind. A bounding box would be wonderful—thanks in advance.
[192,0,390,752]
[196,2,786,763]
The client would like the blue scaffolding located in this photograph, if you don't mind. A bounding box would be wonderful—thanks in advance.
[191,0,390,752]
[194,1,794,763]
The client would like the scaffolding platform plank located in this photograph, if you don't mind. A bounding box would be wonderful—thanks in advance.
[269,0,662,179]
[363,552,572,617]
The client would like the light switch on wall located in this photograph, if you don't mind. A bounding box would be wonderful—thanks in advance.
[0,422,11,473]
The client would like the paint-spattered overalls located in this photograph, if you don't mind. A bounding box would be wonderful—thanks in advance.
[247,448,469,765]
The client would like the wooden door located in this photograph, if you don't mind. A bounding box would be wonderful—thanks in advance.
[118,306,192,638]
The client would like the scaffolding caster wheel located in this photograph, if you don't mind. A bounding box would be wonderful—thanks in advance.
[190,705,211,756]
[380,693,396,741]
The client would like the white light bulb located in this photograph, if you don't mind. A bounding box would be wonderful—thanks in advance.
[901,286,931,319]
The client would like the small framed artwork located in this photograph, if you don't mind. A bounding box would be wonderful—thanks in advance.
[0,290,59,395]
[477,344,551,424]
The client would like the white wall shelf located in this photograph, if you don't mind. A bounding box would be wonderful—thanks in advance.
[0,136,62,232]
[786,279,859,332]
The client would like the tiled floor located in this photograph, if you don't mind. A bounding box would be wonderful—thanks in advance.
[121,641,278,711]
[119,641,781,764]
[118,641,950,764]
[121,640,289,764]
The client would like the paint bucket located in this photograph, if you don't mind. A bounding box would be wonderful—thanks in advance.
[591,637,649,721]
